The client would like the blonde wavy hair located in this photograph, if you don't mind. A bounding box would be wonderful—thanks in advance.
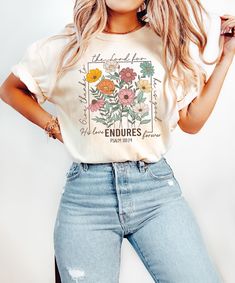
[43,0,223,119]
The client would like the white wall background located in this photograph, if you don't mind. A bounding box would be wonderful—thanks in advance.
[0,0,235,282]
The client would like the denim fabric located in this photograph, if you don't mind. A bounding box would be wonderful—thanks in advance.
[53,157,223,283]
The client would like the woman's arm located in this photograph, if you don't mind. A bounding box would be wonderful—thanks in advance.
[178,14,235,134]
[178,52,234,134]
[0,73,64,143]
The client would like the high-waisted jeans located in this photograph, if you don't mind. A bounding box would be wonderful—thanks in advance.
[53,157,223,283]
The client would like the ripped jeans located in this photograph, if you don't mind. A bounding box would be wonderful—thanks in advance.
[53,157,223,283]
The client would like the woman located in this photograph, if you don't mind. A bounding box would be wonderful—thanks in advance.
[1,0,234,282]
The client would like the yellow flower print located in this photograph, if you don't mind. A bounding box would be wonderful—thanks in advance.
[86,68,102,83]
[137,79,152,92]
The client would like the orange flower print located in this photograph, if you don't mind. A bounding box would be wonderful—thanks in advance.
[86,68,102,83]
[118,89,135,105]
[119,67,137,83]
[87,98,105,112]
[96,79,115,95]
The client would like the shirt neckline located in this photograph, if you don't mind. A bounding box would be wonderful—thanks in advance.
[95,22,150,41]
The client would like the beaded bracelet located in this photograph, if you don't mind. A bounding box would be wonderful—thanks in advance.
[43,115,61,139]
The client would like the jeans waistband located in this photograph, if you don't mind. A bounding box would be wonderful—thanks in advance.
[76,156,166,173]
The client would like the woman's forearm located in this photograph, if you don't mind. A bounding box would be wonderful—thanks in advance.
[0,86,64,143]
[182,52,234,133]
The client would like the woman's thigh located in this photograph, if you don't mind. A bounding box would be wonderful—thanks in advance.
[53,162,124,283]
[127,195,223,283]
[53,158,224,283]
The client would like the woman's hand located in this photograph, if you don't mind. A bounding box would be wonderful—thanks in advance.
[220,14,235,59]
[55,132,64,143]
[49,127,64,143]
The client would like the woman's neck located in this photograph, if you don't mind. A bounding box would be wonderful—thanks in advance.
[105,9,143,34]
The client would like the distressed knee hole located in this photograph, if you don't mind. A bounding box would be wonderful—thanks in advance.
[67,267,86,281]
[168,179,174,186]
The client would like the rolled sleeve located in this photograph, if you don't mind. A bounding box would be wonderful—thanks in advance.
[176,88,198,111]
[11,39,50,105]
[176,12,222,112]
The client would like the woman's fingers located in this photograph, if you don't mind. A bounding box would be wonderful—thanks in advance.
[220,15,235,36]
[220,14,234,19]
[221,18,235,29]
[221,23,235,34]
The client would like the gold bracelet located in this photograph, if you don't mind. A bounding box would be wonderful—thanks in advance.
[43,115,61,139]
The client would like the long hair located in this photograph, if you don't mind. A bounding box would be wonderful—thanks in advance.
[42,0,223,120]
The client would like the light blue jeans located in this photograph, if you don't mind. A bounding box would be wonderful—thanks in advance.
[53,157,223,283]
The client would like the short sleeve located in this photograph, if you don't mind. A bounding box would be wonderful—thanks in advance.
[176,12,222,111]
[176,87,199,111]
[11,38,51,105]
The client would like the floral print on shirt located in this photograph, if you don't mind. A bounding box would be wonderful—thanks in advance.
[76,52,163,143]
[85,58,155,129]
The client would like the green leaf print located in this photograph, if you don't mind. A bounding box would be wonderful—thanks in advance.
[141,111,149,118]
[92,117,106,123]
[90,87,97,93]
[122,107,129,113]
[99,108,108,114]
[104,104,111,111]
[106,73,119,80]
[92,93,102,100]
[137,91,144,103]
[113,114,121,121]
[140,119,151,124]
[128,109,137,119]
[119,81,125,88]
[128,119,135,125]
[112,105,120,111]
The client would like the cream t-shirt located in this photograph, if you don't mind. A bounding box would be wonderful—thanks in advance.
[11,13,222,163]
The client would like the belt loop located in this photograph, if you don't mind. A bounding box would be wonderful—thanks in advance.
[81,162,89,171]
[138,160,147,173]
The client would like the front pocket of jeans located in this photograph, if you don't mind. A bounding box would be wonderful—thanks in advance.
[66,162,82,182]
[146,164,174,181]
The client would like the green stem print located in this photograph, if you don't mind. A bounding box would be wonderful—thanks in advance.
[119,105,123,128]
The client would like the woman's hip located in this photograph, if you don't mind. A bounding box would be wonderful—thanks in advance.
[56,157,182,222]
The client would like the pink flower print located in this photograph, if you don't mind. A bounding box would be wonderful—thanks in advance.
[118,89,135,106]
[87,98,105,112]
[119,67,137,83]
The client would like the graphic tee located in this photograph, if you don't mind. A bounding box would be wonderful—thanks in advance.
[11,13,222,163]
